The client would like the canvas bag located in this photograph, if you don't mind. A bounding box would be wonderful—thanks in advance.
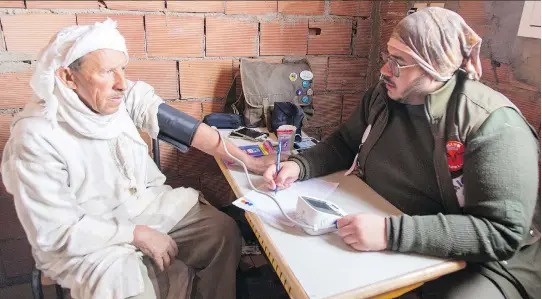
[224,58,315,130]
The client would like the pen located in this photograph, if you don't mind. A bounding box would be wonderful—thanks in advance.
[274,141,282,194]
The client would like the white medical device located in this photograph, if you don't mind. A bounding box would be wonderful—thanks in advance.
[295,196,346,235]
[217,129,347,235]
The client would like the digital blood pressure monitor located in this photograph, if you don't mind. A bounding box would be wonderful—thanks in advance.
[295,196,346,235]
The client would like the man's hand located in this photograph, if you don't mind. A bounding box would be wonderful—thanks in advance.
[247,153,289,175]
[131,225,178,272]
[262,161,300,190]
[337,214,387,251]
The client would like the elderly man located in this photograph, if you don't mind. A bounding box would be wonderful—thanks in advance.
[1,19,274,299]
[264,7,540,299]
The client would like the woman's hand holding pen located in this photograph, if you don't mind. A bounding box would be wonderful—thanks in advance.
[263,161,301,191]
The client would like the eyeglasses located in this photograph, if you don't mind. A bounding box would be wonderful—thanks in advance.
[380,52,417,77]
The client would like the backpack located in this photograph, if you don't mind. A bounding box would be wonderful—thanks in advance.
[224,57,315,130]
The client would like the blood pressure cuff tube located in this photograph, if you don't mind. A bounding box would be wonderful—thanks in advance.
[157,103,201,152]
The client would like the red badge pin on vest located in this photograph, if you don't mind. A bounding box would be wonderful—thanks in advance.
[446,140,464,172]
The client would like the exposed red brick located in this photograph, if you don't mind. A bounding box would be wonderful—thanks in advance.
[0,114,14,156]
[0,186,26,240]
[77,14,145,58]
[168,101,203,120]
[179,60,232,99]
[0,1,24,8]
[1,14,76,55]
[472,24,489,40]
[342,94,362,123]
[232,59,242,95]
[457,1,487,26]
[206,17,258,57]
[308,19,352,55]
[507,76,540,92]
[126,60,179,100]
[0,174,11,199]
[165,174,200,192]
[321,126,337,139]
[0,69,33,109]
[327,57,368,91]
[167,0,224,13]
[495,63,512,84]
[202,101,225,116]
[486,82,541,133]
[380,1,409,19]
[26,1,100,9]
[226,1,277,15]
[200,172,235,207]
[330,0,372,17]
[307,56,327,92]
[260,19,308,56]
[511,93,540,133]
[380,18,401,53]
[303,126,321,140]
[0,239,33,278]
[479,57,512,84]
[354,18,372,57]
[177,148,209,176]
[158,142,178,174]
[306,94,342,127]
[278,1,324,15]
[104,1,164,11]
[138,129,152,156]
[145,15,204,58]
[480,57,496,82]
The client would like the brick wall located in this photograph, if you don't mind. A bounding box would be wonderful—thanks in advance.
[0,0,539,287]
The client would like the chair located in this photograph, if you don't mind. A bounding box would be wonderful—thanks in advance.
[31,268,64,299]
[152,133,190,170]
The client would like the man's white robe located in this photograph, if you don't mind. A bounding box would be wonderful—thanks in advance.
[1,81,198,299]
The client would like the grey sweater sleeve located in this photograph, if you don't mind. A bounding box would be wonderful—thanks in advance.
[386,107,539,262]
[289,92,369,180]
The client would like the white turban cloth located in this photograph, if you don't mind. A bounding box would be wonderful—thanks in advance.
[25,18,131,139]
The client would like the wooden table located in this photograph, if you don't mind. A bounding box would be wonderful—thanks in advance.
[215,130,465,299]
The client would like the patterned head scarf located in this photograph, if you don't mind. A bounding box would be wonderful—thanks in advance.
[387,7,483,81]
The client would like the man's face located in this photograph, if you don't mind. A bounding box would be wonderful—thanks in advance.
[379,45,429,102]
[70,49,128,115]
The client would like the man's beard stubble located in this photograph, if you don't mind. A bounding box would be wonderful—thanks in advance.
[381,74,427,105]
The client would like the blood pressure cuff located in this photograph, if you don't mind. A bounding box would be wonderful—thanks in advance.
[157,103,201,153]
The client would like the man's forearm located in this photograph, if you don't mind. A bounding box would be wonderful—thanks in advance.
[386,213,524,262]
[191,123,252,166]
[290,129,357,180]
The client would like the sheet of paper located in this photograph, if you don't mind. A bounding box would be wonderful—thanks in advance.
[233,179,339,226]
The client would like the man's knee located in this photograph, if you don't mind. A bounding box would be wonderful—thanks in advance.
[209,209,241,251]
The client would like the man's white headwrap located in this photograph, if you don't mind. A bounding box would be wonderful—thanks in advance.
[27,18,130,139]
